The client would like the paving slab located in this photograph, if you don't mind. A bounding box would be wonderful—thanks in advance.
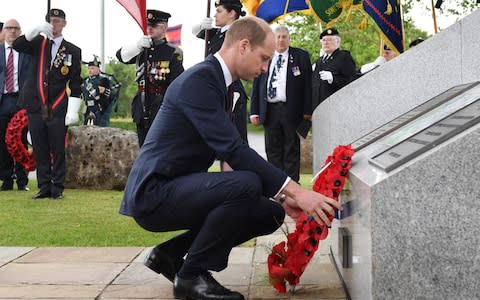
[15,247,144,263]
[0,247,34,263]
[0,284,103,299]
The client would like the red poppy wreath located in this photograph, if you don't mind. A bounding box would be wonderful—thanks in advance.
[268,144,354,293]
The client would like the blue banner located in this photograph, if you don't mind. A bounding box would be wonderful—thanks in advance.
[255,0,310,23]
[363,0,404,53]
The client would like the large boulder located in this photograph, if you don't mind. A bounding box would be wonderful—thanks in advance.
[65,126,139,190]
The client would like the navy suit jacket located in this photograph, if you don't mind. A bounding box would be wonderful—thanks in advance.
[0,44,30,113]
[250,47,312,127]
[120,55,288,217]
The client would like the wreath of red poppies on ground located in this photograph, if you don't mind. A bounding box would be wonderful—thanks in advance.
[267,144,355,294]
[5,109,36,171]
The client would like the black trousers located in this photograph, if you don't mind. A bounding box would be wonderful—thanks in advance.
[28,113,67,195]
[135,170,285,273]
[0,95,28,187]
[264,102,301,182]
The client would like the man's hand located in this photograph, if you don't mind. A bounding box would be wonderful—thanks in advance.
[281,180,341,226]
[249,115,260,126]
[137,35,152,49]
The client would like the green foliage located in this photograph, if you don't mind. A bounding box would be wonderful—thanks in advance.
[104,59,137,118]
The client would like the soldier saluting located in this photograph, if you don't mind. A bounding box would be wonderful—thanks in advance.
[116,9,184,146]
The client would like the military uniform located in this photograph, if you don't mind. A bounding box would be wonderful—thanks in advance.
[116,10,184,146]
[81,58,112,125]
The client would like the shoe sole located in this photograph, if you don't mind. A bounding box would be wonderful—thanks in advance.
[144,249,180,282]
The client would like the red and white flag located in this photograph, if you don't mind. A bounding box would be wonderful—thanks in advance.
[116,0,147,34]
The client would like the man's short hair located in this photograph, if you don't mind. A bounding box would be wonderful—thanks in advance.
[223,16,271,49]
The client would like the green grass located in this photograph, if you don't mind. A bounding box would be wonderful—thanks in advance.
[0,173,313,246]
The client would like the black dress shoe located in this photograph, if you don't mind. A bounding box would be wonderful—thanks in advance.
[173,273,245,300]
[32,191,51,199]
[50,193,63,200]
[144,244,184,282]
[18,185,30,191]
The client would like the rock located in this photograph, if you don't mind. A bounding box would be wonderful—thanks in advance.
[65,126,139,190]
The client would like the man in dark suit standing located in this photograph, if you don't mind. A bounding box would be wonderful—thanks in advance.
[0,19,30,191]
[312,28,356,110]
[250,25,312,182]
[120,16,341,300]
[13,8,82,200]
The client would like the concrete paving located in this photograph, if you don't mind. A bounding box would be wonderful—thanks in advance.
[0,218,346,300]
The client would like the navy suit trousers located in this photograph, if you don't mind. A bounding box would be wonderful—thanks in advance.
[134,170,285,273]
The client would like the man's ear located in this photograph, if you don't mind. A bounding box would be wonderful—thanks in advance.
[238,38,250,55]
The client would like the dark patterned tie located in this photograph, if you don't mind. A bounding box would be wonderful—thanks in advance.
[5,47,15,93]
[267,54,283,99]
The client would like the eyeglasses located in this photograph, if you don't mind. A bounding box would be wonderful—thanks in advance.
[4,26,21,31]
[321,37,336,42]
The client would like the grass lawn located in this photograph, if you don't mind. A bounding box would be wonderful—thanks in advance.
[0,174,313,247]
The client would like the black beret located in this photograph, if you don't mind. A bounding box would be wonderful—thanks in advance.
[409,38,424,48]
[320,28,339,39]
[215,0,243,7]
[88,60,101,67]
[99,77,109,87]
[46,8,66,21]
[147,10,171,25]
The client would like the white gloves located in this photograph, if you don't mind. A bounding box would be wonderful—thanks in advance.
[137,35,152,49]
[360,56,387,74]
[25,22,53,41]
[65,97,82,126]
[120,36,152,62]
[192,17,213,35]
[319,70,333,84]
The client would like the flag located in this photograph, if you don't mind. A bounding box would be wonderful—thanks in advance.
[242,0,310,23]
[308,0,363,27]
[116,0,147,34]
[166,24,182,47]
[363,0,404,53]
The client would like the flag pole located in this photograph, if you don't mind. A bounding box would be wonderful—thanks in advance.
[204,0,211,58]
[431,0,439,33]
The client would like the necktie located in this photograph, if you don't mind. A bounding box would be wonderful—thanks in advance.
[226,84,234,114]
[5,47,15,93]
[268,54,283,99]
[322,54,330,63]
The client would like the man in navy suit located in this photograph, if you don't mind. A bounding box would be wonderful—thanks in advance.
[0,19,30,191]
[14,8,82,200]
[250,25,312,182]
[120,16,341,300]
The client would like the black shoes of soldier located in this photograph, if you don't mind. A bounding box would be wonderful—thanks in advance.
[144,244,184,282]
[173,272,245,300]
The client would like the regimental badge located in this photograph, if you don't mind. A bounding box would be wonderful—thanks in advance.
[327,29,332,34]
[61,65,69,75]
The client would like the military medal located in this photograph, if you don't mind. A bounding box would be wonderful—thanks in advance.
[61,65,69,75]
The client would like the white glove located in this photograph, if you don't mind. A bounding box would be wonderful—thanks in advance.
[360,56,386,74]
[65,97,82,126]
[137,35,152,49]
[192,17,213,35]
[319,70,333,84]
[120,36,152,62]
[25,22,53,41]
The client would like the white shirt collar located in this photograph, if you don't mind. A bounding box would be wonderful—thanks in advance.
[214,52,233,88]
[220,24,232,33]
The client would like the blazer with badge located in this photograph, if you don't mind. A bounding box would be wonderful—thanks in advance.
[250,46,312,127]
[312,48,356,110]
[0,44,30,114]
[13,35,82,117]
[120,55,287,217]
